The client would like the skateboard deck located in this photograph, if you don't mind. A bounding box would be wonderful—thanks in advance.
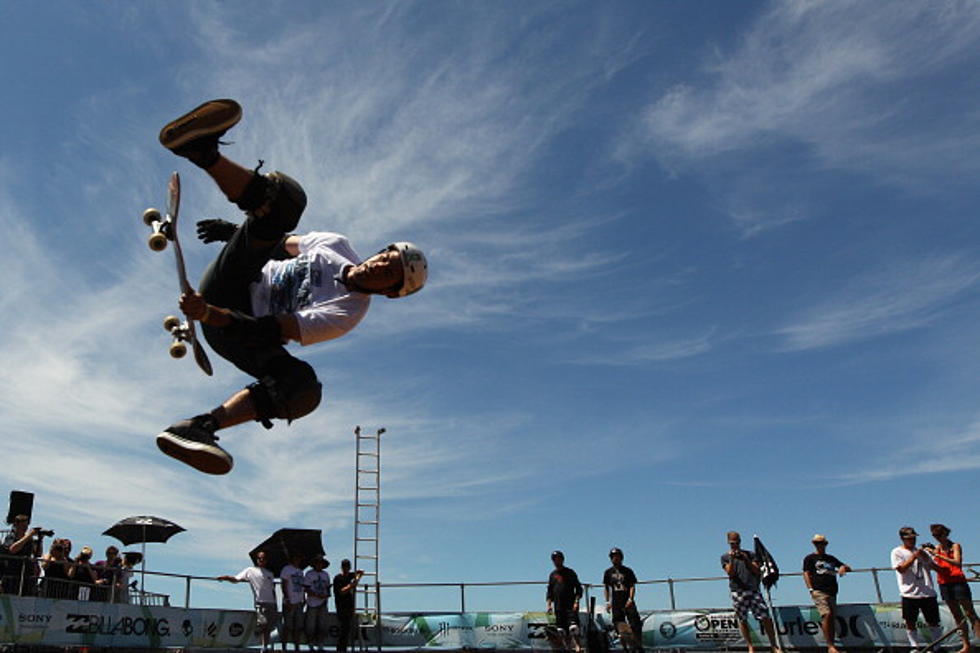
[143,172,213,376]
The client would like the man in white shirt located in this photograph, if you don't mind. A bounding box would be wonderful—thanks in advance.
[154,99,428,475]
[218,551,278,653]
[891,526,941,649]
[279,554,307,652]
[303,556,332,652]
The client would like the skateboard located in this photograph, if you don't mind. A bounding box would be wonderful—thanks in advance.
[142,171,213,376]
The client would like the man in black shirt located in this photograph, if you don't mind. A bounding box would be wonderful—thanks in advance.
[546,551,583,653]
[802,534,851,653]
[332,559,363,653]
[603,547,643,652]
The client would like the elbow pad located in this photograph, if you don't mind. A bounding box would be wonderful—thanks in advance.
[222,312,283,348]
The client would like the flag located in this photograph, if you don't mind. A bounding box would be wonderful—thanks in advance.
[753,535,780,590]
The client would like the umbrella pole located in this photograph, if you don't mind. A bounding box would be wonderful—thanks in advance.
[141,526,146,595]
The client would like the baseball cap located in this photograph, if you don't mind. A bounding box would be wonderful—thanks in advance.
[899,526,918,537]
[811,534,827,543]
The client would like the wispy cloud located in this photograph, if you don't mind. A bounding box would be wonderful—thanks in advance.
[641,1,980,179]
[834,417,980,484]
[775,253,980,351]
[627,0,980,239]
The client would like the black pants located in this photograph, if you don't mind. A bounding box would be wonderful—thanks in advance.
[199,171,308,381]
[336,609,355,652]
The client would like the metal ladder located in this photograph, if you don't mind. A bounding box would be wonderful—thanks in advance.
[353,426,384,652]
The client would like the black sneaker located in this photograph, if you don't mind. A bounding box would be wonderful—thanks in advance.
[158,99,242,168]
[156,414,234,475]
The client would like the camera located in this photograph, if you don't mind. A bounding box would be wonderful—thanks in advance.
[33,528,54,537]
[921,542,936,551]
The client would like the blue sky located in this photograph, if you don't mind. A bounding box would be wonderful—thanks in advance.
[2,0,980,615]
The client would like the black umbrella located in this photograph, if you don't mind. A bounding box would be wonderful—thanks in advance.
[103,516,186,545]
[103,516,186,590]
[249,528,325,576]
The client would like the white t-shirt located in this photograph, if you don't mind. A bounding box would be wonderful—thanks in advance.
[304,569,332,608]
[235,566,277,604]
[280,564,307,605]
[250,232,371,346]
[891,547,937,598]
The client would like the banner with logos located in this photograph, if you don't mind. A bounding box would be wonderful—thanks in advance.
[1,596,974,649]
[0,595,256,648]
[645,603,967,650]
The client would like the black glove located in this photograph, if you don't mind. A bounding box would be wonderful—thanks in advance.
[196,219,239,244]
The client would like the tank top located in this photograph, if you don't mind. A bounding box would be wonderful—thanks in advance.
[933,543,967,584]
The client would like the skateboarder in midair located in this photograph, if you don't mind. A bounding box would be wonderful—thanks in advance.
[154,99,428,474]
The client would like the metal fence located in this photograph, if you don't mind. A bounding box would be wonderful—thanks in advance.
[4,550,973,614]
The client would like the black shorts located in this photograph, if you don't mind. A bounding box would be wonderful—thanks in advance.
[940,582,973,602]
[901,596,940,626]
[554,608,580,632]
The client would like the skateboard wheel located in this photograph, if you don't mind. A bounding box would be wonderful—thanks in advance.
[169,341,187,359]
[142,208,161,226]
[148,232,168,252]
[163,315,181,332]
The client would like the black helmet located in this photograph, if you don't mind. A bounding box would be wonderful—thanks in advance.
[609,547,624,558]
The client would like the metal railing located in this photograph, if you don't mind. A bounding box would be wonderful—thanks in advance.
[4,550,973,615]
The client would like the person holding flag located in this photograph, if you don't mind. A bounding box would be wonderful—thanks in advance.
[721,531,782,653]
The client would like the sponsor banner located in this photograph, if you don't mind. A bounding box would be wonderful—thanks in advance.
[0,595,255,648]
[3,597,974,649]
[648,603,970,650]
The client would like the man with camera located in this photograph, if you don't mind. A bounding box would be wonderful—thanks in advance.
[721,532,781,653]
[1,515,49,595]
[891,526,941,650]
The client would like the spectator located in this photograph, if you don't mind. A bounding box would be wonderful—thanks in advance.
[218,551,278,653]
[603,547,643,653]
[41,541,72,599]
[118,552,141,604]
[280,553,307,652]
[304,555,331,652]
[929,523,980,651]
[802,534,851,653]
[546,550,583,653]
[70,546,99,600]
[891,526,941,650]
[94,546,123,602]
[1,515,42,595]
[332,559,364,653]
[721,532,782,653]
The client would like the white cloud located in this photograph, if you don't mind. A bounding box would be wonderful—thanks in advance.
[775,253,980,350]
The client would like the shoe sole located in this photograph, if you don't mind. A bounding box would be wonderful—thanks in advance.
[159,99,242,150]
[156,432,234,475]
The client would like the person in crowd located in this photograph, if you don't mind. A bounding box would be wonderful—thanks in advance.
[304,555,331,652]
[603,547,643,653]
[928,523,980,652]
[1,514,43,595]
[94,546,123,602]
[218,551,278,653]
[332,559,364,653]
[41,540,72,599]
[891,526,941,650]
[69,546,99,600]
[280,553,307,652]
[546,550,583,653]
[721,531,782,653]
[802,534,851,653]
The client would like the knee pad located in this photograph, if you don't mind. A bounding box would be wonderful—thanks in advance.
[236,171,308,240]
[247,357,322,424]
